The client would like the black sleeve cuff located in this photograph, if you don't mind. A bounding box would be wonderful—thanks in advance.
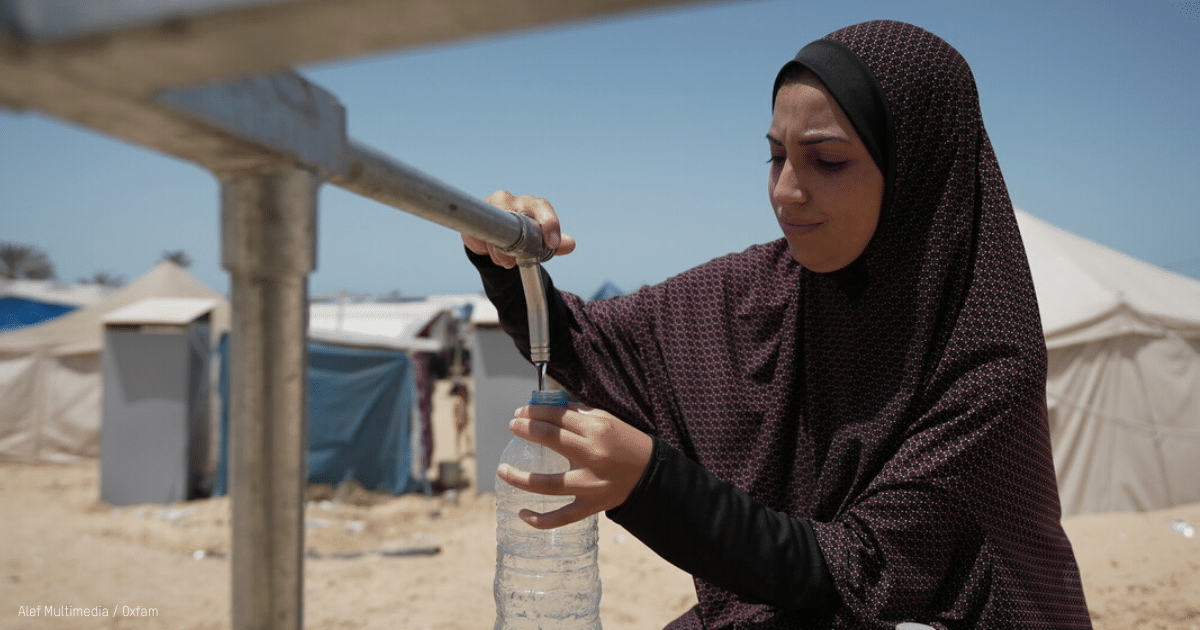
[607,437,838,614]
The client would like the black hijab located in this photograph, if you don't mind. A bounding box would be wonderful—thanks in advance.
[780,20,1090,628]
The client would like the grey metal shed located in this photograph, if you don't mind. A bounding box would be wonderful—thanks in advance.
[470,322,540,494]
[100,297,219,506]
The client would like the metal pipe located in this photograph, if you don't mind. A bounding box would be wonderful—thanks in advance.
[332,140,555,262]
[221,166,318,630]
[518,260,551,379]
[332,140,556,384]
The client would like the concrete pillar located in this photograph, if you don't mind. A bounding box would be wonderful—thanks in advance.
[220,166,318,630]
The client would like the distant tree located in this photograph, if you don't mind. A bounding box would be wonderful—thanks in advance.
[80,271,125,287]
[161,249,192,268]
[0,242,56,280]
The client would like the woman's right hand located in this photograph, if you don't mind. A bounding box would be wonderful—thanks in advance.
[499,402,653,530]
[463,190,577,268]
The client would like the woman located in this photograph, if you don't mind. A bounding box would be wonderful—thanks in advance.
[465,20,1092,630]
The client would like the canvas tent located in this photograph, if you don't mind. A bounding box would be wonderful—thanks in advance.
[308,295,473,353]
[0,279,113,331]
[312,292,551,495]
[0,262,228,463]
[0,266,468,496]
[588,281,625,302]
[307,293,551,496]
[212,337,425,496]
[308,294,482,491]
[1017,208,1200,516]
[0,296,76,332]
[6,217,1195,515]
[211,294,480,496]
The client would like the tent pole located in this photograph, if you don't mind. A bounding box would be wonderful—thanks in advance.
[220,166,318,630]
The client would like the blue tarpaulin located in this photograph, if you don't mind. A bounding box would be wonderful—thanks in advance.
[588,281,624,302]
[214,338,421,496]
[0,296,76,331]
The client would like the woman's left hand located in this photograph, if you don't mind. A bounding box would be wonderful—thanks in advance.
[498,403,653,530]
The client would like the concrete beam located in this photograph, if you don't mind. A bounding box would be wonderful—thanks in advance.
[1,0,711,95]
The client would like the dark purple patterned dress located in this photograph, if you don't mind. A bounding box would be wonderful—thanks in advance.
[474,20,1092,630]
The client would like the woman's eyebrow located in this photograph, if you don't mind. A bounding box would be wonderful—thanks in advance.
[765,133,851,146]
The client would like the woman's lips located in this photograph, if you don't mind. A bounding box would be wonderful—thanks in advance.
[778,218,822,236]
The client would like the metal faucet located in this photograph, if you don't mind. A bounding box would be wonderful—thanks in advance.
[518,259,551,390]
[332,142,557,384]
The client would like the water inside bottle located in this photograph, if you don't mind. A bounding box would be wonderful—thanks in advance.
[494,389,602,630]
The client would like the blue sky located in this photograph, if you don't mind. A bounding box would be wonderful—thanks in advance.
[2,0,1198,299]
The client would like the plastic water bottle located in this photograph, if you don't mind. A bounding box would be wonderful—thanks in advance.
[495,389,602,630]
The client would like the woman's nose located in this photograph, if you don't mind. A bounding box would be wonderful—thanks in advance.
[772,160,808,206]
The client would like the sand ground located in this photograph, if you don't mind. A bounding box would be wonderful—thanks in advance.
[2,381,1197,629]
[1,459,698,630]
[4,460,1199,630]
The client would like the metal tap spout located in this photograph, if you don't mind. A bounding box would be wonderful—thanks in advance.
[518,258,551,389]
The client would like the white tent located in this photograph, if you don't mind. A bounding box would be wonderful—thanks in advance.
[308,294,477,352]
[304,294,484,492]
[1017,208,1200,516]
[0,262,228,463]
[5,217,1196,515]
[0,278,114,309]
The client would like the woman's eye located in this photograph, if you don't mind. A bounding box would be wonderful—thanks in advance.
[816,158,849,172]
[767,155,785,165]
